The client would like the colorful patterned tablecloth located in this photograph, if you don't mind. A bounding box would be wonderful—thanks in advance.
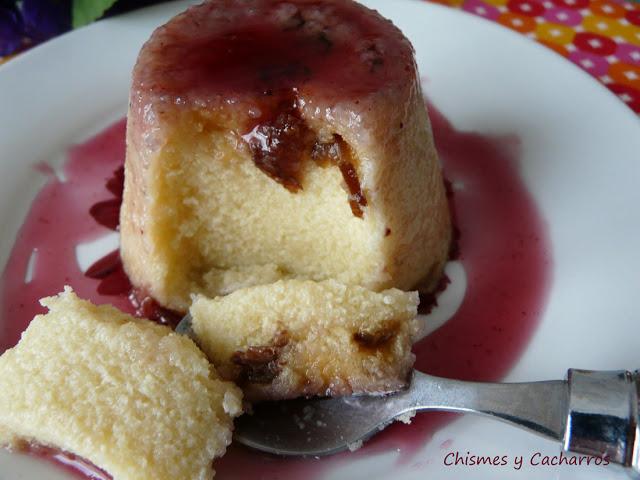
[1,0,640,116]
[428,0,640,114]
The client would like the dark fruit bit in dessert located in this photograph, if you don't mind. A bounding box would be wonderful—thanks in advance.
[232,331,289,384]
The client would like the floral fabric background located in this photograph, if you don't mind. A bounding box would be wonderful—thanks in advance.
[435,0,640,114]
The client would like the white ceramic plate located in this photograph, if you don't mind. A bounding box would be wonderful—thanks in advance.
[1,1,639,479]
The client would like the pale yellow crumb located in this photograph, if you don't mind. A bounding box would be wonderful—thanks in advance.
[396,411,416,425]
[190,279,419,402]
[0,287,243,480]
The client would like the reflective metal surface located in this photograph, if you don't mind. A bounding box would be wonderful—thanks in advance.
[233,369,639,478]
[177,314,638,476]
[564,369,639,478]
[234,371,567,456]
[175,312,194,336]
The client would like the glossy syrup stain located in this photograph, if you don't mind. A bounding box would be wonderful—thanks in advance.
[0,119,132,354]
[0,103,551,479]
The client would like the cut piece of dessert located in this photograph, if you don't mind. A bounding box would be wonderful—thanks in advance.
[0,288,243,480]
[121,0,451,312]
[190,279,420,402]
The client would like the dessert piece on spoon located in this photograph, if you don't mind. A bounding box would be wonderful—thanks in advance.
[189,279,419,401]
[0,288,242,480]
[121,0,451,311]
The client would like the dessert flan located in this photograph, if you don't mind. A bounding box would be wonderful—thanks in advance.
[121,0,451,311]
[0,288,242,480]
[190,279,419,401]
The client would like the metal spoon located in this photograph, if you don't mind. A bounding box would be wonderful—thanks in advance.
[176,315,639,476]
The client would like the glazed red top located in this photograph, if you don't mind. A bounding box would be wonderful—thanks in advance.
[131,0,415,107]
[129,0,403,209]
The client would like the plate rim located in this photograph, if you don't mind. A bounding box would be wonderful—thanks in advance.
[0,1,638,479]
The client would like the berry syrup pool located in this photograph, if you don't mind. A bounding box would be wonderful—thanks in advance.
[0,102,551,479]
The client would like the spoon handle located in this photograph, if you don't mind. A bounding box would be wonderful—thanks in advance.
[408,371,567,440]
[408,369,639,477]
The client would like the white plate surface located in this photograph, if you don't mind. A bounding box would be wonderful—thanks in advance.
[1,0,639,479]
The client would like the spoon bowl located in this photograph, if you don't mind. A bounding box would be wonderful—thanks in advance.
[234,387,416,457]
[232,370,566,457]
